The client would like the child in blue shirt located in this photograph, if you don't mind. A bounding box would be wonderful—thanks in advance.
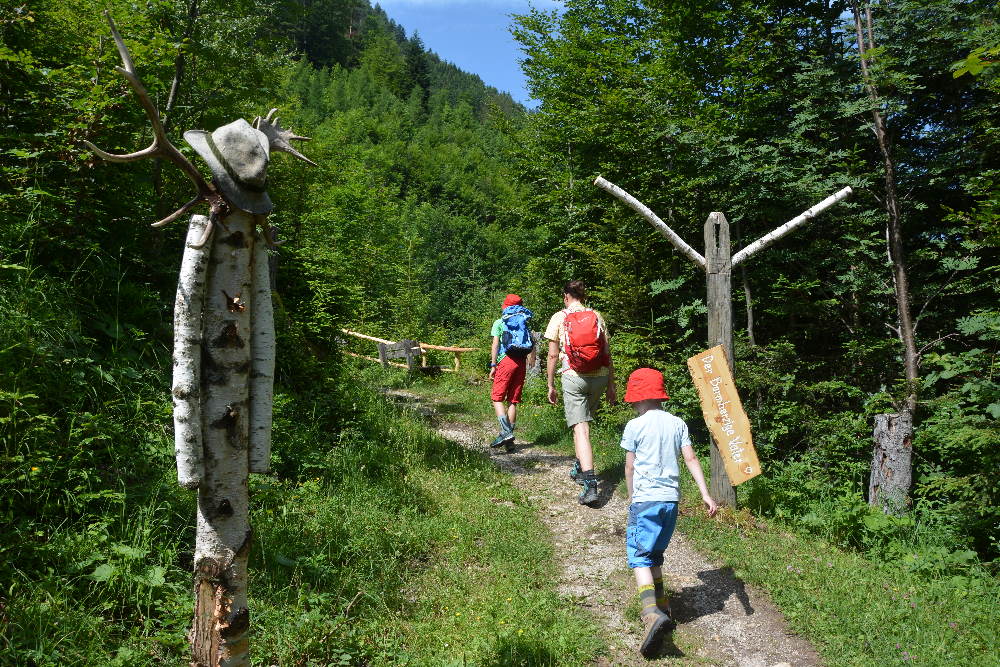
[621,367,718,658]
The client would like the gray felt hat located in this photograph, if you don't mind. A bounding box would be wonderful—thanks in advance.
[184,119,273,215]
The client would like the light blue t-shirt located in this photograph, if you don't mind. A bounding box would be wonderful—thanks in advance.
[620,409,691,502]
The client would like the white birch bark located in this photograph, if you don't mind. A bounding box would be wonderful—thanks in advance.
[173,214,210,489]
[248,230,274,473]
[731,187,853,267]
[593,175,707,269]
[192,210,254,666]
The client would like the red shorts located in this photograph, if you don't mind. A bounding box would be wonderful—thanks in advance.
[490,355,527,403]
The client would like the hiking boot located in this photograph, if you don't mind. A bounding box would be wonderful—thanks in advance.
[638,610,675,658]
[569,458,583,484]
[489,430,514,448]
[490,416,515,449]
[578,477,599,505]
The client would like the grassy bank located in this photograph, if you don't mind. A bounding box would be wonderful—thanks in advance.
[2,362,603,665]
[413,371,1000,666]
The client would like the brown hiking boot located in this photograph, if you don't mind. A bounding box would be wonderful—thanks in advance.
[639,610,675,658]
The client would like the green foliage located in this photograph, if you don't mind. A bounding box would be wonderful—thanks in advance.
[510,0,1000,561]
[4,0,1000,661]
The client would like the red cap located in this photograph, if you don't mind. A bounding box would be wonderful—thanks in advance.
[502,294,522,309]
[624,368,670,403]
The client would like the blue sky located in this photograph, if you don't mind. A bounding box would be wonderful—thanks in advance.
[374,1,563,106]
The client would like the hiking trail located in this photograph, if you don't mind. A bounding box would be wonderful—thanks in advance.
[386,388,821,666]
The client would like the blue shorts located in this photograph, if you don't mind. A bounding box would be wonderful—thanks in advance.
[626,501,679,569]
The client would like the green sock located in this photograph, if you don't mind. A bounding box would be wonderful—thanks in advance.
[638,584,660,618]
[654,576,669,612]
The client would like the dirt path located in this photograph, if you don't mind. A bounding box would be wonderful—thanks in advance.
[389,390,821,666]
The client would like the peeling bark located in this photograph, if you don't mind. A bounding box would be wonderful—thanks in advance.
[869,412,913,515]
[248,230,275,474]
[173,215,210,488]
[192,210,253,666]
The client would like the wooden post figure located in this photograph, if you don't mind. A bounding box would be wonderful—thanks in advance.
[594,176,852,506]
[83,14,316,666]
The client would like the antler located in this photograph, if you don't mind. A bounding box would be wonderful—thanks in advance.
[253,109,318,167]
[83,11,227,228]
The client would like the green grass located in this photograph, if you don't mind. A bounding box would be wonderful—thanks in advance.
[2,362,605,665]
[413,371,1000,666]
[676,477,1000,666]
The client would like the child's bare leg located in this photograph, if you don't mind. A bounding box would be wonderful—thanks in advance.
[493,401,507,418]
[507,402,517,427]
[633,566,653,589]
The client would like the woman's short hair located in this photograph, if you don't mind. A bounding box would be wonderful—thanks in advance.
[563,280,587,301]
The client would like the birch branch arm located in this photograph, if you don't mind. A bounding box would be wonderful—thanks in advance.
[731,186,853,267]
[172,215,210,489]
[418,343,478,352]
[593,175,706,270]
[249,231,275,474]
[340,329,395,345]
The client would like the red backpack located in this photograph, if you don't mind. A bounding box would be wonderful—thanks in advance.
[562,309,610,373]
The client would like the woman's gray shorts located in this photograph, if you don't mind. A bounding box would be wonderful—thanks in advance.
[561,372,609,427]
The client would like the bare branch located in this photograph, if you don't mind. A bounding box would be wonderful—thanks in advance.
[592,175,706,270]
[917,333,959,359]
[913,257,973,332]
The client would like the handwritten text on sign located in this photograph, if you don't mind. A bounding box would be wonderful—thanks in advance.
[686,345,761,485]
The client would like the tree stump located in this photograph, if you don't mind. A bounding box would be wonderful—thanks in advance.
[869,411,913,514]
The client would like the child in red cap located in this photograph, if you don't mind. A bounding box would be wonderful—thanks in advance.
[621,367,718,658]
[488,294,535,449]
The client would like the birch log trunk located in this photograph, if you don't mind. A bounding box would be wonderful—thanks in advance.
[173,215,210,488]
[191,210,254,666]
[248,230,274,473]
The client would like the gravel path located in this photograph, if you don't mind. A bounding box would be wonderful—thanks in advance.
[392,390,821,666]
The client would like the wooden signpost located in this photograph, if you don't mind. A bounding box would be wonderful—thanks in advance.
[595,176,852,505]
[687,346,760,485]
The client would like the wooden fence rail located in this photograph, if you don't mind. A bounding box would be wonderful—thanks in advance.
[340,329,479,373]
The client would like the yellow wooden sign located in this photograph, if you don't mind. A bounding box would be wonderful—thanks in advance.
[686,346,761,485]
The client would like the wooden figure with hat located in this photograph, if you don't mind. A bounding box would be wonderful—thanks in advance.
[82,12,316,667]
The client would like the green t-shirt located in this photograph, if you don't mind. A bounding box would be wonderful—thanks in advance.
[491,318,506,363]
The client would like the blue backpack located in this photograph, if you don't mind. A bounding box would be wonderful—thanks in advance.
[500,305,534,358]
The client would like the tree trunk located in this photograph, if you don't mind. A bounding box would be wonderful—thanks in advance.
[191,210,254,666]
[869,412,912,514]
[705,212,737,507]
[734,220,756,346]
[851,0,918,509]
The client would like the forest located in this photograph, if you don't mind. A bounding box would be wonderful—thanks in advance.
[1,0,998,664]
